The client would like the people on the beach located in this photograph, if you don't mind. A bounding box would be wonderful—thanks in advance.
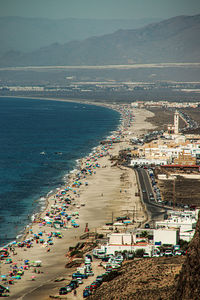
[0,104,135,297]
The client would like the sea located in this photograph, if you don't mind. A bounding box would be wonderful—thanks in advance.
[0,97,120,247]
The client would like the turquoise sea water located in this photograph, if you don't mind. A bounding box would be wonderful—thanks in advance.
[0,97,120,246]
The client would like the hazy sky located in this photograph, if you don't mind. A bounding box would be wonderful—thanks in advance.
[0,0,200,20]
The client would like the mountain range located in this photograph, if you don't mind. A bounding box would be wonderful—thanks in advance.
[0,16,161,54]
[0,14,200,67]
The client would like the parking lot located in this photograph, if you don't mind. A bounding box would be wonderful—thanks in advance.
[53,255,110,299]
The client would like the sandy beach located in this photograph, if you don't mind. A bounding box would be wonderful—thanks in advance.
[0,104,155,300]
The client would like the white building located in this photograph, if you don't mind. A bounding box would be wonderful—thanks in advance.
[153,228,179,246]
[94,233,153,256]
[130,158,167,166]
[169,209,199,221]
[155,214,196,242]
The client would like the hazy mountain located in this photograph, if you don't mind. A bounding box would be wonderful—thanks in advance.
[0,16,161,54]
[0,14,200,66]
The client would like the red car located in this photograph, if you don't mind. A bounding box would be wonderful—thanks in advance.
[89,282,98,290]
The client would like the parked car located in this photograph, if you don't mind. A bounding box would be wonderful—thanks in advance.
[174,250,183,256]
[69,279,79,289]
[102,256,110,262]
[90,282,98,290]
[143,252,150,258]
[96,275,104,283]
[86,271,94,276]
[85,254,93,261]
[83,289,91,298]
[59,285,72,295]
[77,278,83,284]
[72,272,88,279]
[114,255,124,263]
[165,250,173,257]
[152,253,160,257]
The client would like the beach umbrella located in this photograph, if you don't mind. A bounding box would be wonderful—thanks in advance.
[2,248,8,252]
[8,279,14,284]
[24,260,29,264]
[23,265,29,270]
[17,271,23,275]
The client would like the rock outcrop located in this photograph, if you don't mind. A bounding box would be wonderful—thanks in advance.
[174,212,200,300]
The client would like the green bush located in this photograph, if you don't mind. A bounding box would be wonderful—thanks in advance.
[179,239,189,251]
[140,231,148,238]
[135,248,145,258]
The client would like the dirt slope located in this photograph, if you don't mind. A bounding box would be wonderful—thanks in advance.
[88,256,184,300]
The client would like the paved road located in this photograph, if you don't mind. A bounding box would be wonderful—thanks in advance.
[135,167,168,226]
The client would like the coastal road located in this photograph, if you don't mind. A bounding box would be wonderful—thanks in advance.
[135,167,168,226]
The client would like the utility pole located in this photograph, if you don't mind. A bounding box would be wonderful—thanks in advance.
[173,178,176,210]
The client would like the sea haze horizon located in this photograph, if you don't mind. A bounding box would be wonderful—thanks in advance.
[0,97,120,246]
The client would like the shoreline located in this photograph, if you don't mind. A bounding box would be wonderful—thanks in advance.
[0,95,118,110]
[0,98,156,299]
[0,96,121,248]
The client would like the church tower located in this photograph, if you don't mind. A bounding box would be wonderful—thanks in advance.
[174,110,179,134]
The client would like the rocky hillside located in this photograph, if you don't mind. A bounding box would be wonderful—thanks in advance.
[0,17,160,54]
[0,14,200,66]
[174,212,200,299]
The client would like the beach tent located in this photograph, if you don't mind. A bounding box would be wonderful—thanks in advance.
[46,221,52,225]
[123,220,132,224]
[5,259,12,264]
[31,261,42,267]
[72,223,79,228]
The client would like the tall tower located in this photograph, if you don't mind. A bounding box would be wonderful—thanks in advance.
[174,110,179,134]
